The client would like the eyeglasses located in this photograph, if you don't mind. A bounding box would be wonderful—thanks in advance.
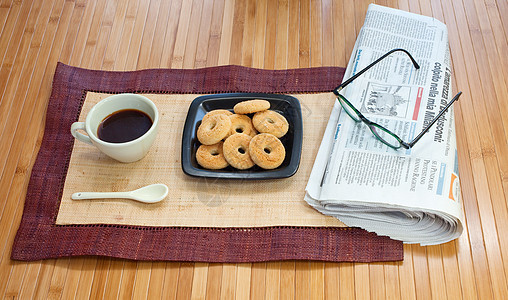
[334,48,462,149]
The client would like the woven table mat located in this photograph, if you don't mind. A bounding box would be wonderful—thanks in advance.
[11,63,403,262]
[57,92,345,227]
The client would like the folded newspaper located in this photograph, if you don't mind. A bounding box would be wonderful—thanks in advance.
[305,4,464,245]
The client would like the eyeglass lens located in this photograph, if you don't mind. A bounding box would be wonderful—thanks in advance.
[338,94,404,148]
[337,95,361,122]
[369,125,402,148]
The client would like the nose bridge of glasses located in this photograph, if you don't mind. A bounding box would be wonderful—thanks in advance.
[358,113,371,124]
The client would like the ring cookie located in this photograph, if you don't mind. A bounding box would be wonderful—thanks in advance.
[233,99,270,114]
[202,109,233,123]
[228,114,257,137]
[223,133,255,170]
[249,133,286,169]
[196,142,229,169]
[252,110,289,138]
[197,114,231,145]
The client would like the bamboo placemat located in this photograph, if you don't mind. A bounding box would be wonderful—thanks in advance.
[57,92,344,227]
[11,63,403,262]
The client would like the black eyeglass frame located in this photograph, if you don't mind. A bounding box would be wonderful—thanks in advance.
[333,48,462,149]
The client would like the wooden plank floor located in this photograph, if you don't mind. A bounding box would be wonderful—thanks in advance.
[1,0,507,298]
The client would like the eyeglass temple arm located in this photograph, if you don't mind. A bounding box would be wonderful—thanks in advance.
[406,91,462,148]
[333,48,420,95]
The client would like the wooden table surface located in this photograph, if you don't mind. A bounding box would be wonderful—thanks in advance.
[1,0,507,299]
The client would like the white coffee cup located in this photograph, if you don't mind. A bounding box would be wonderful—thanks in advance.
[71,93,159,163]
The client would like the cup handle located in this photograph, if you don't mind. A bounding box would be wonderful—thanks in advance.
[71,122,93,145]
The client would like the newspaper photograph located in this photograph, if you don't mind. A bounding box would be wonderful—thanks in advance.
[305,4,464,245]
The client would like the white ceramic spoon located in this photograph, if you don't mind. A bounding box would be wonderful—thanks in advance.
[71,184,169,204]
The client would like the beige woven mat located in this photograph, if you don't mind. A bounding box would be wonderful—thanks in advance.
[56,92,344,227]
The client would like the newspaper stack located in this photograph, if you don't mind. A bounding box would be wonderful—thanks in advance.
[305,4,464,245]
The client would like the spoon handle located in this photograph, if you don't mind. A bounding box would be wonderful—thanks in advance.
[71,192,130,200]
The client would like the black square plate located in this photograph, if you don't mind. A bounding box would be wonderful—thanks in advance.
[181,93,303,179]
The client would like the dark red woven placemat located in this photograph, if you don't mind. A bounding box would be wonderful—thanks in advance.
[11,63,403,262]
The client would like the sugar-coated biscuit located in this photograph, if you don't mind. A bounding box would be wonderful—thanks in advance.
[196,142,229,169]
[252,110,289,138]
[233,100,270,114]
[227,114,257,138]
[223,133,255,170]
[197,114,231,145]
[202,109,233,123]
[249,133,285,169]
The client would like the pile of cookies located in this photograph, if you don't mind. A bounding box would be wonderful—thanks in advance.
[196,99,289,170]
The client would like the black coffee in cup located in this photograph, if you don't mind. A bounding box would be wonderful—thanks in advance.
[98,109,153,143]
